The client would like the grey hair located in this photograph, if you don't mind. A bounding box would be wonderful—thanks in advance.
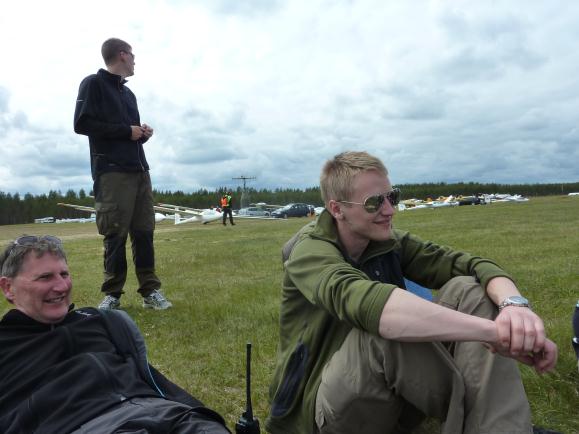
[0,237,67,278]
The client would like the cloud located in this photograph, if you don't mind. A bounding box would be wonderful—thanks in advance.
[199,0,284,16]
[1,0,579,196]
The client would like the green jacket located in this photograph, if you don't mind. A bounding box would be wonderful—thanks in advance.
[266,210,512,434]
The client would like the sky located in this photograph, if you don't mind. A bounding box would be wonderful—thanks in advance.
[1,0,579,195]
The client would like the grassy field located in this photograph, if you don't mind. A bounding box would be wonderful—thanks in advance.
[1,196,578,433]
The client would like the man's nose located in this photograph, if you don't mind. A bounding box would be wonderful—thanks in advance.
[380,199,395,215]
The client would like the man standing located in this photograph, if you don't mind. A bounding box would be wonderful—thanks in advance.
[267,151,558,434]
[221,191,235,226]
[0,236,229,433]
[74,38,171,310]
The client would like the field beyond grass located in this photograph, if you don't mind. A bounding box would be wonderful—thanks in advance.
[1,195,578,433]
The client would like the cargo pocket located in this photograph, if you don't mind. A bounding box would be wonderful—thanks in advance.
[95,202,120,236]
[271,342,308,417]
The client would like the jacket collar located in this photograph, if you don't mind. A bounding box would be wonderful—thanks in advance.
[0,304,77,328]
[97,68,127,85]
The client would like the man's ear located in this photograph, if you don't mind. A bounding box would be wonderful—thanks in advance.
[0,276,15,304]
[328,200,343,220]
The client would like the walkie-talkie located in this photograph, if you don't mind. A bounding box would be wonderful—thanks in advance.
[235,342,261,434]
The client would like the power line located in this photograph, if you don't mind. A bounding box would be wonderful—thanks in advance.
[233,176,256,208]
[233,176,256,192]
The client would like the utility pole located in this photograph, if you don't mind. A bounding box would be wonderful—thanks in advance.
[233,176,256,208]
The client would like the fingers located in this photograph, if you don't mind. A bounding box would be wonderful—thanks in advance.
[141,123,154,137]
[494,309,558,373]
[533,339,558,374]
[532,319,546,354]
[130,125,145,140]
[495,308,544,356]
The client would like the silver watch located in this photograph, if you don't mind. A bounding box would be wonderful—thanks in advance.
[498,295,531,311]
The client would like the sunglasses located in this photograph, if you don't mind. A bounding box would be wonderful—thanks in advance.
[339,188,401,213]
[9,235,62,254]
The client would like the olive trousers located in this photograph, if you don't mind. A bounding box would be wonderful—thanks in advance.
[315,277,533,434]
[95,171,161,297]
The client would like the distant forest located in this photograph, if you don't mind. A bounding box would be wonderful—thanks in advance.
[1,181,578,225]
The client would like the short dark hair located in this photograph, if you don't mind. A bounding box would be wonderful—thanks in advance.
[0,236,67,278]
[101,38,132,66]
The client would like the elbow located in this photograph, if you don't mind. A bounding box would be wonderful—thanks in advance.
[378,317,403,340]
[73,120,84,135]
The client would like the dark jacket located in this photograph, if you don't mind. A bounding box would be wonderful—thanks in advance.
[74,68,149,179]
[0,307,226,434]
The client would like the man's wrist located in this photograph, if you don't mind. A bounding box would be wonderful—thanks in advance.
[498,295,531,311]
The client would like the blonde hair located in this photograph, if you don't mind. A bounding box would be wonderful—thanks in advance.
[320,151,388,204]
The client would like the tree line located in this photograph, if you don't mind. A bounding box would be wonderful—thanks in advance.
[1,181,578,226]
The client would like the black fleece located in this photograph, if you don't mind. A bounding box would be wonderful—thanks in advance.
[0,308,226,434]
[74,68,149,180]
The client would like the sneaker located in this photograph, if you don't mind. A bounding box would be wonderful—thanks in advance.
[98,295,121,310]
[143,290,172,310]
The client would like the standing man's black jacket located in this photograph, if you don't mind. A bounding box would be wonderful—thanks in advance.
[74,68,149,180]
[0,308,227,434]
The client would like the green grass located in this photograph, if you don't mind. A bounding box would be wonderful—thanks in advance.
[1,196,578,433]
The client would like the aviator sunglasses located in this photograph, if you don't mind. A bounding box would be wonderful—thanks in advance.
[339,188,401,213]
[9,235,62,254]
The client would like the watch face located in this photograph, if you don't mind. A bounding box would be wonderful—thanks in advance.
[507,296,529,304]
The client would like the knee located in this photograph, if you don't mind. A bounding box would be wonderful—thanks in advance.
[438,276,497,318]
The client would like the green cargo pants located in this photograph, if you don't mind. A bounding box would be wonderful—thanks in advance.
[315,276,533,434]
[95,171,161,297]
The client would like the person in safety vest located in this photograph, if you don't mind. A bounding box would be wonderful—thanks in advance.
[221,192,235,226]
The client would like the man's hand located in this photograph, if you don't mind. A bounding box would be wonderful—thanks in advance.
[130,125,145,140]
[496,306,545,355]
[142,123,154,139]
[489,307,558,373]
[487,336,558,374]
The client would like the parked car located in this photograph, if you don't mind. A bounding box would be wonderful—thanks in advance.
[237,207,271,217]
[271,203,313,218]
[314,206,325,216]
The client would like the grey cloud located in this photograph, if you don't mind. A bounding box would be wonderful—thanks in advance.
[7,135,87,178]
[180,106,252,135]
[175,138,237,165]
[209,0,283,16]
[151,132,238,166]
[355,84,449,122]
[436,10,545,83]
[437,49,505,83]
[0,88,29,138]
[516,109,550,132]
[0,86,9,113]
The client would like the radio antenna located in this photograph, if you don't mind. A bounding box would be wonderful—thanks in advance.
[235,342,260,434]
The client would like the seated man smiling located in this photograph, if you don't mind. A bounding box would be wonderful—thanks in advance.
[267,151,559,434]
[0,235,229,434]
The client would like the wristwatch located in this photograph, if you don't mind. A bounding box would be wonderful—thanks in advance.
[499,295,531,311]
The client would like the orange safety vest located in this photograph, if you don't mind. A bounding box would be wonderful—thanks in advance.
[220,196,230,207]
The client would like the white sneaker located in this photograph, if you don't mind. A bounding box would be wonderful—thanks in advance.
[143,290,172,310]
[98,295,121,310]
